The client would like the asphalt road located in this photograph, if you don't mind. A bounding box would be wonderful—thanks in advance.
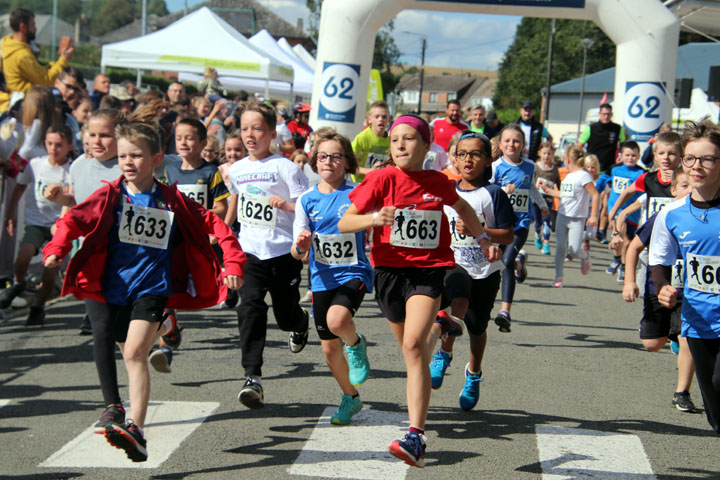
[1,240,718,479]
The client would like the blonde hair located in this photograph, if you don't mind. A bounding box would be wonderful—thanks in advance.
[565,145,585,164]
[204,67,217,79]
[21,86,57,141]
[581,153,599,172]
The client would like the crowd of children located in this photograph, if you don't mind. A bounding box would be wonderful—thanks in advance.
[0,80,718,467]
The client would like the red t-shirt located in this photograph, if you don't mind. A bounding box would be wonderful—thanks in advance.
[287,120,312,140]
[349,167,459,268]
[431,117,469,151]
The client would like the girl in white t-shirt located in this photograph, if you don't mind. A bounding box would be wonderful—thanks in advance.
[540,154,600,287]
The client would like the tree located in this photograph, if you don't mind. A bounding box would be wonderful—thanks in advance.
[8,0,82,24]
[89,0,138,36]
[148,0,169,17]
[306,0,402,94]
[493,18,615,112]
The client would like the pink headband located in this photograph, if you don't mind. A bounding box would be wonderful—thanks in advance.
[390,115,431,145]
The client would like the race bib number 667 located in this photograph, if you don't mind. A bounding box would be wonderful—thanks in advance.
[390,209,440,249]
[687,255,720,294]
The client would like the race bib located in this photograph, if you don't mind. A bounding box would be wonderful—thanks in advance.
[177,184,208,207]
[508,188,530,213]
[313,233,358,266]
[239,192,276,229]
[560,181,574,198]
[612,176,630,194]
[119,203,174,249]
[366,152,389,168]
[448,215,485,248]
[671,258,684,289]
[686,255,720,294]
[537,178,555,191]
[35,177,65,205]
[423,151,438,170]
[390,209,441,249]
[645,196,673,220]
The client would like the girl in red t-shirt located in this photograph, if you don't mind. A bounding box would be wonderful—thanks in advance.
[338,115,498,467]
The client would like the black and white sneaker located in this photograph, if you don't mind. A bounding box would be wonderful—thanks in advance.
[672,391,695,412]
[289,329,309,353]
[238,378,264,409]
[105,421,148,462]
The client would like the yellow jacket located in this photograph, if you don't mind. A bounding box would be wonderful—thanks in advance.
[0,35,69,112]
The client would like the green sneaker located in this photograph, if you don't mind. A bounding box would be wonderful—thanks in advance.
[345,333,370,386]
[330,394,362,425]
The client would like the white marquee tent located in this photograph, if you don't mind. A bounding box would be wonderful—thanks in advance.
[249,30,314,96]
[291,43,316,71]
[101,7,293,85]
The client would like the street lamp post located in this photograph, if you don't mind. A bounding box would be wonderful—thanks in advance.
[401,31,427,114]
[576,37,594,138]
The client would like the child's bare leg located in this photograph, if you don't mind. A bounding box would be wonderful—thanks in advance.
[35,266,58,305]
[390,295,438,430]
[122,319,166,428]
[325,305,360,396]
[677,336,695,393]
[468,332,488,373]
[12,243,36,284]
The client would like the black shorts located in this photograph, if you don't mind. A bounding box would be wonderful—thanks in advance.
[442,268,501,336]
[312,278,367,340]
[640,293,681,341]
[374,266,445,324]
[107,294,168,343]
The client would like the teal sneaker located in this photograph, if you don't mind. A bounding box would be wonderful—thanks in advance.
[542,243,551,255]
[459,363,483,410]
[345,334,370,386]
[430,350,452,390]
[535,236,542,250]
[330,394,362,425]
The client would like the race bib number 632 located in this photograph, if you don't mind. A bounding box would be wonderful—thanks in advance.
[314,233,358,265]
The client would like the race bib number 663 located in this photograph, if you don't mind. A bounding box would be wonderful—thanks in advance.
[390,209,440,249]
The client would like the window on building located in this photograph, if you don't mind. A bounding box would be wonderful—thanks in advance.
[404,91,419,103]
[447,92,457,101]
[429,92,438,103]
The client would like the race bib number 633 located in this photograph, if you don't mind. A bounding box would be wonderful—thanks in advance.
[119,203,174,249]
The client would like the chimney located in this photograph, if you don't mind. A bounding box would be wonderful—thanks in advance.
[297,18,304,32]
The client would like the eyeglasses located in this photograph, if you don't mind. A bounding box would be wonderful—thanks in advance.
[316,152,345,163]
[681,155,719,169]
[455,150,485,161]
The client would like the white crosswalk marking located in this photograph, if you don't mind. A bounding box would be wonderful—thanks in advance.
[536,425,656,479]
[40,401,219,469]
[0,399,9,408]
[288,407,410,479]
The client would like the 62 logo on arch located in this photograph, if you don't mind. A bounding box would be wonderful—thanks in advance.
[624,81,666,142]
[318,62,361,124]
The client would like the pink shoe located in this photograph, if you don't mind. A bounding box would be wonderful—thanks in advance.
[553,278,564,288]
[581,257,591,275]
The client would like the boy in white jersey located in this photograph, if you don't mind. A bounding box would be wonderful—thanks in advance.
[429,131,516,409]
[227,102,310,409]
[1,124,73,325]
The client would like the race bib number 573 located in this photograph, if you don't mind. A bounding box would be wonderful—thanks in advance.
[119,204,174,249]
[390,209,440,249]
[687,255,720,294]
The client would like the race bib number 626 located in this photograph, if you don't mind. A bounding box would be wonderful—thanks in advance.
[239,192,276,229]
[390,209,441,249]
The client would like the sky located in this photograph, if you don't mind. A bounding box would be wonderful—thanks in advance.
[164,0,521,71]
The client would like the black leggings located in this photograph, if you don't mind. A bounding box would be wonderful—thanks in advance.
[500,228,528,304]
[686,337,720,435]
[85,299,121,406]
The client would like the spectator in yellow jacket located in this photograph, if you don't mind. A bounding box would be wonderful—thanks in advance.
[0,8,74,112]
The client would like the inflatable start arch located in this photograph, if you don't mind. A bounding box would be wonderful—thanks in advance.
[310,0,679,144]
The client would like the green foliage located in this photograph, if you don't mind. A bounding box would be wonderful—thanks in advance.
[90,0,138,36]
[306,0,402,94]
[8,0,81,23]
[495,108,520,126]
[148,0,169,17]
[493,18,615,111]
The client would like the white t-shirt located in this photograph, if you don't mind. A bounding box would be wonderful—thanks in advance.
[423,142,450,171]
[17,156,71,227]
[558,169,594,218]
[228,154,308,260]
[69,155,121,205]
[273,122,293,150]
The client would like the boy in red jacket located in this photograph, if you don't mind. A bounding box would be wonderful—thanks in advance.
[44,122,245,462]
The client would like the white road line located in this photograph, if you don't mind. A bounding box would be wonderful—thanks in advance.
[288,407,410,480]
[40,400,219,469]
[0,399,9,408]
[536,425,656,479]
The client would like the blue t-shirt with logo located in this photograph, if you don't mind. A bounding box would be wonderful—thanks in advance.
[608,164,644,225]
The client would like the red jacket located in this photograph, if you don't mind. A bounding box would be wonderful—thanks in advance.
[43,176,246,310]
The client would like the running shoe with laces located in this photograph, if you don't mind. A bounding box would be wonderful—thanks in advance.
[300,290,313,303]
[345,333,370,386]
[25,305,45,326]
[553,278,564,288]
[220,289,239,309]
[0,283,24,309]
[434,311,463,339]
[672,391,695,412]
[459,363,484,411]
[388,432,427,468]
[535,236,543,250]
[581,256,591,275]
[670,339,680,355]
[330,394,362,425]
[105,421,148,462]
[515,250,528,283]
[430,349,452,389]
[542,243,551,255]
[289,310,310,353]
[149,346,173,373]
[606,258,621,275]
[238,377,264,409]
[159,311,183,350]
[494,311,511,333]
[94,404,126,433]
[617,265,625,283]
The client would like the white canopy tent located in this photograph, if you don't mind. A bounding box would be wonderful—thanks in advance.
[101,7,294,96]
[291,43,316,71]
[278,37,314,72]
[249,29,314,97]
[177,71,312,99]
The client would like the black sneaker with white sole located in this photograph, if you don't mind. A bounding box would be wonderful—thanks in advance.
[238,378,264,409]
[94,404,126,433]
[672,391,695,412]
[104,421,148,462]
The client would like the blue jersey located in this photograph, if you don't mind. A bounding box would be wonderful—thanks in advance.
[608,164,644,224]
[491,156,541,230]
[596,173,611,194]
[649,196,720,339]
[293,181,373,292]
[103,184,175,305]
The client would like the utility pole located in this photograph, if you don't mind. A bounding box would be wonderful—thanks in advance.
[417,37,426,114]
[136,0,147,87]
[542,18,556,124]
